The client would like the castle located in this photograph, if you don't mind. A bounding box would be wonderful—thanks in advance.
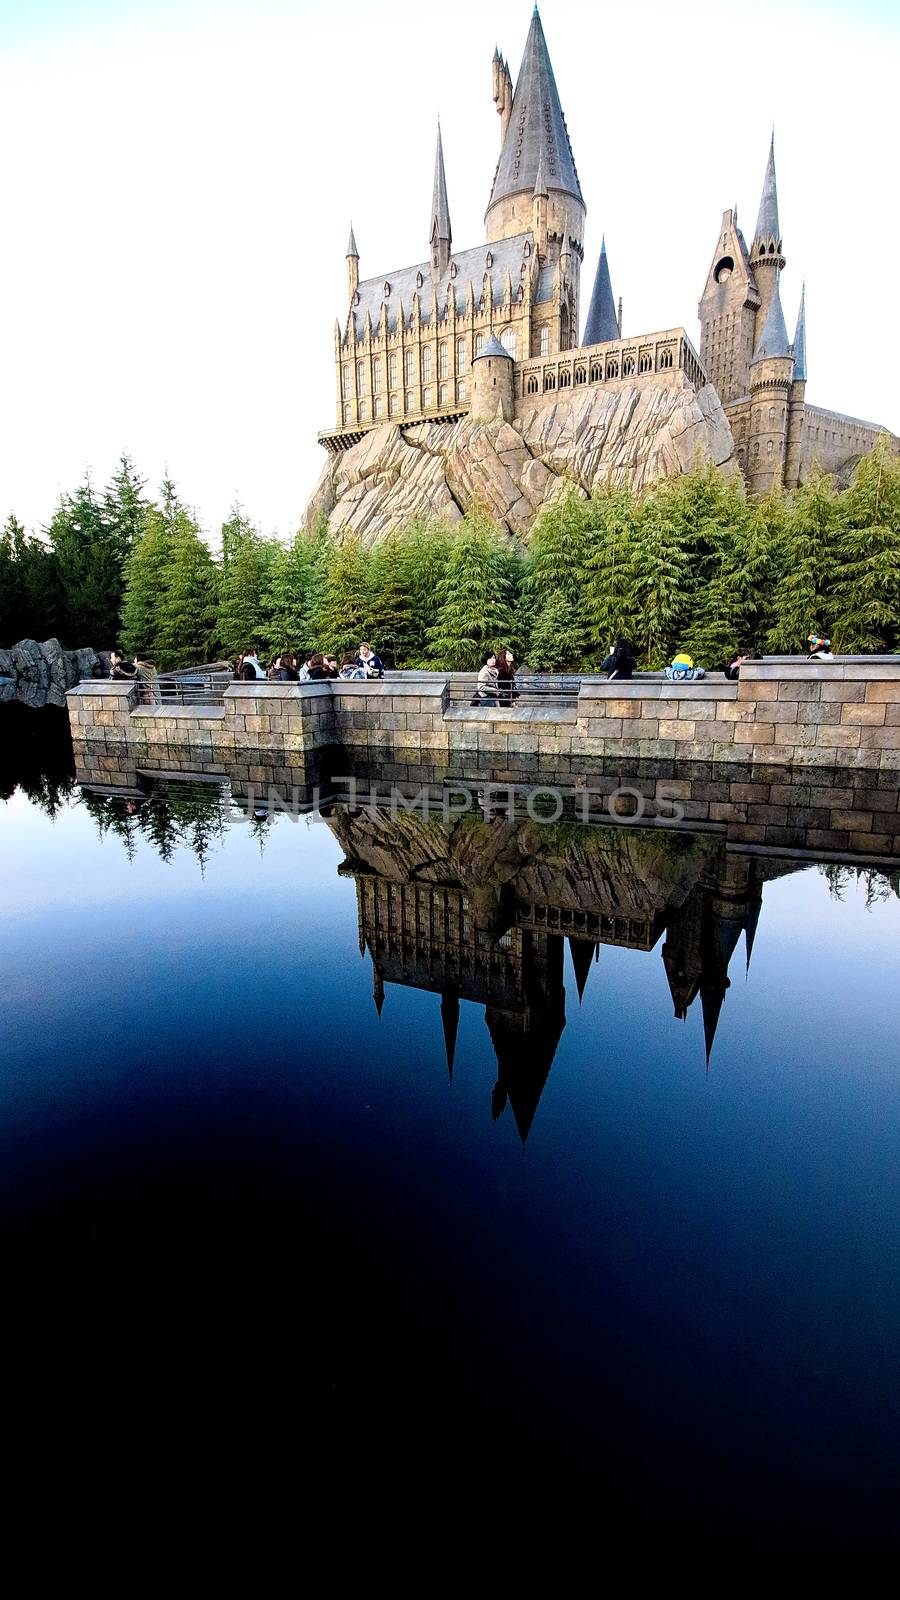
[315,6,894,522]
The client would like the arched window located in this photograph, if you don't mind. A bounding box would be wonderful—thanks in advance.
[359,400,367,420]
[456,338,467,374]
[639,352,652,373]
[544,371,556,391]
[768,405,776,423]
[439,383,449,405]
[574,367,586,386]
[389,353,398,388]
[590,361,602,382]
[374,396,383,418]
[416,271,423,289]
[659,349,673,370]
[404,350,414,384]
[501,328,517,358]
[356,360,365,394]
[422,347,432,381]
[390,393,399,415]
[606,360,619,379]
[622,355,635,376]
[559,368,571,388]
[439,342,448,378]
[540,326,550,357]
[523,240,531,258]
[526,374,539,395]
[423,386,432,408]
[753,441,759,458]
[485,251,493,269]
[342,365,350,398]
[449,261,457,278]
[373,357,382,392]
[383,281,391,298]
[405,390,414,411]
[767,439,774,456]
[343,403,351,423]
[475,333,485,356]
[457,379,467,401]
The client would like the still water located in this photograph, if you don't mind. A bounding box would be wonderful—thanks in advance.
[1,706,899,1540]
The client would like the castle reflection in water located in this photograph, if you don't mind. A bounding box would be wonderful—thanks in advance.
[60,735,900,1144]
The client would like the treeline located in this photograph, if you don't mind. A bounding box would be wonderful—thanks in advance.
[3,440,899,670]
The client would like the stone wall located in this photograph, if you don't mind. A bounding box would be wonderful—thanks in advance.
[1,637,110,706]
[67,660,900,775]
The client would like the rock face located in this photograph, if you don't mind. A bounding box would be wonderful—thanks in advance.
[0,638,110,707]
[305,377,736,545]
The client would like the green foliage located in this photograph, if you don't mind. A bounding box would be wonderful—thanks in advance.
[216,506,276,659]
[313,536,375,656]
[581,482,642,661]
[523,484,590,667]
[766,470,839,653]
[428,507,516,669]
[263,525,329,656]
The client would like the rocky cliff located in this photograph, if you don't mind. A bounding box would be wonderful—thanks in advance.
[0,639,110,707]
[306,378,736,545]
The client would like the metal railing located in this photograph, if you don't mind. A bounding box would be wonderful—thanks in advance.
[447,673,583,705]
[134,670,232,707]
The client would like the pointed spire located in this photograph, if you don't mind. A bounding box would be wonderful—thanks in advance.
[430,119,452,273]
[568,938,596,1003]
[346,223,359,259]
[533,142,548,198]
[440,991,459,1081]
[583,235,619,345]
[487,6,583,216]
[744,898,762,974]
[752,129,781,252]
[373,964,385,1018]
[752,265,791,361]
[792,281,807,381]
[701,978,729,1068]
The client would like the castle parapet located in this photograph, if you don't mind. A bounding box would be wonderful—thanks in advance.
[516,328,706,404]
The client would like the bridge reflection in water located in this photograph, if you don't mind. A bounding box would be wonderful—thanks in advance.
[72,741,900,1143]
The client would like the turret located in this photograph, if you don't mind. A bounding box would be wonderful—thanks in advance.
[429,121,452,278]
[748,268,793,495]
[532,145,548,260]
[470,331,515,424]
[749,132,786,353]
[583,236,619,346]
[492,46,513,145]
[485,7,585,256]
[697,206,760,404]
[784,282,807,489]
[346,224,359,301]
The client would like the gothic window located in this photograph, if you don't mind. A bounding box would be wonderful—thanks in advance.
[606,360,619,379]
[422,347,432,381]
[768,405,776,423]
[390,393,399,415]
[523,240,531,258]
[753,441,759,458]
[343,403,351,423]
[544,371,556,391]
[405,350,414,384]
[540,326,550,357]
[383,281,391,297]
[475,333,485,356]
[639,352,652,373]
[622,356,635,376]
[450,261,457,278]
[526,374,539,395]
[590,361,602,382]
[359,400,367,420]
[439,342,448,378]
[423,386,432,407]
[659,349,673,370]
[456,339,467,374]
[486,251,493,269]
[374,396,383,418]
[416,271,423,289]
[574,367,586,386]
[457,379,467,401]
[501,328,517,358]
[356,360,365,394]
[479,295,485,313]
[389,353,398,387]
[559,368,571,388]
[767,439,774,456]
[342,365,350,398]
[517,286,524,302]
[373,357,382,392]
[439,383,449,405]
[406,390,414,411]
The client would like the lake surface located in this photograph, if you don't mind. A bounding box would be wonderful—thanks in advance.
[2,705,899,1542]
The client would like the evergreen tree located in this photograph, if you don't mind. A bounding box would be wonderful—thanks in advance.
[767,470,839,653]
[367,534,417,666]
[263,525,329,654]
[313,537,375,655]
[523,484,590,667]
[628,484,693,667]
[832,438,900,652]
[428,508,515,669]
[103,454,150,559]
[216,506,275,659]
[46,476,124,645]
[581,482,642,663]
[120,479,180,660]
[155,505,220,669]
[0,516,27,644]
[391,517,454,665]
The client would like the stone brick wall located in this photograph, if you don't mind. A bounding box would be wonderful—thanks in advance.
[67,661,900,773]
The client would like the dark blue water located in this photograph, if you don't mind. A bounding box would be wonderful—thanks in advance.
[1,709,898,1543]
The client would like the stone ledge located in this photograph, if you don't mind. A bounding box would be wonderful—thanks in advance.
[444,704,579,725]
[132,706,227,720]
[578,681,738,702]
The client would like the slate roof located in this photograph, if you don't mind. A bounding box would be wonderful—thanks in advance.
[475,332,512,360]
[583,237,618,345]
[751,270,791,362]
[753,131,780,247]
[430,122,451,246]
[487,6,583,214]
[346,224,359,258]
[350,232,544,336]
[792,282,807,381]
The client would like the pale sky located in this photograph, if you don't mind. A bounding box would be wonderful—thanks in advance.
[1,0,897,543]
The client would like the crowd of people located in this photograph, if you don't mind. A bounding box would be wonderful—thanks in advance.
[235,643,385,683]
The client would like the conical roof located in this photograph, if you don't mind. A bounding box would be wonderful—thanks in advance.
[487,7,582,215]
[346,223,359,258]
[752,131,780,249]
[430,121,451,247]
[752,270,791,361]
[568,936,596,1002]
[440,990,459,1080]
[475,332,513,361]
[792,282,807,380]
[583,236,618,345]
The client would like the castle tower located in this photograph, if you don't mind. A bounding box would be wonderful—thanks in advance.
[532,144,548,260]
[429,121,452,278]
[346,224,359,301]
[491,45,514,144]
[784,283,807,489]
[748,132,786,355]
[748,268,793,496]
[697,207,760,404]
[485,4,585,340]
[583,236,619,346]
[470,332,515,423]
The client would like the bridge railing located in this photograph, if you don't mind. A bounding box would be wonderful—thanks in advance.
[134,670,232,707]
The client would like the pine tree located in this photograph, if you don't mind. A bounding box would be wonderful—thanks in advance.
[523,484,590,668]
[367,535,417,666]
[832,437,900,652]
[391,517,454,665]
[216,506,274,659]
[627,484,693,667]
[428,508,515,669]
[155,506,220,669]
[120,479,180,660]
[767,470,839,653]
[581,482,642,663]
[46,476,124,645]
[103,455,150,560]
[263,525,329,655]
[313,537,375,656]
